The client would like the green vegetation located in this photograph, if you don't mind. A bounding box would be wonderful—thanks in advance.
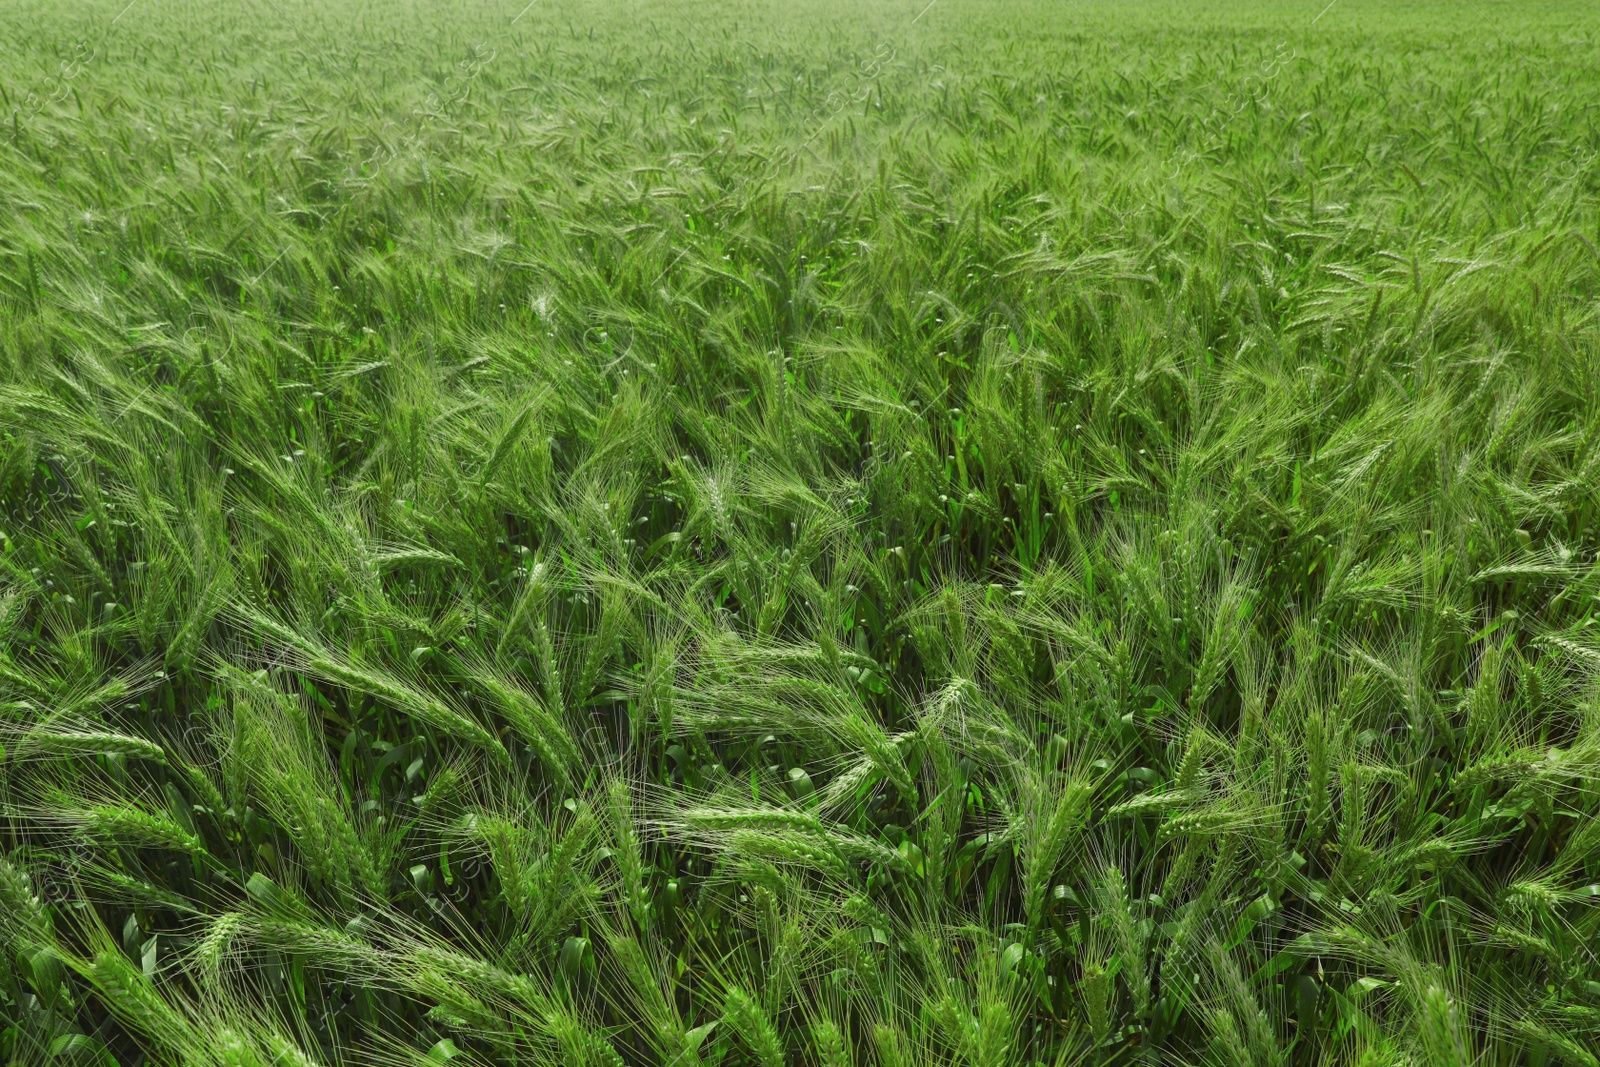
[4,0,1600,1063]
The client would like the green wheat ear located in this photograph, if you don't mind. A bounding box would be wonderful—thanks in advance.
[0,854,50,940]
[723,985,786,1067]
[78,944,195,1056]
[1079,961,1111,1046]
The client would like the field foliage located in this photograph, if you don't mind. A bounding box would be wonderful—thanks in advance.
[3,0,1600,1065]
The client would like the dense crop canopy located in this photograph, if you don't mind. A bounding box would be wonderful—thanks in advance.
[3,0,1600,1065]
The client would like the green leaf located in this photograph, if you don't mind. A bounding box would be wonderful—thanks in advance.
[50,1034,118,1067]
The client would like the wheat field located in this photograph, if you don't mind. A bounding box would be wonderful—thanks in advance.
[3,0,1600,1064]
